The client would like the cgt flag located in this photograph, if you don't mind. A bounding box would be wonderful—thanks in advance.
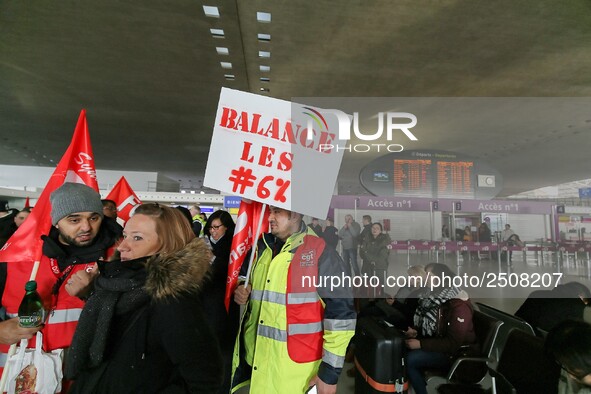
[0,109,99,263]
[105,176,141,226]
[224,199,269,311]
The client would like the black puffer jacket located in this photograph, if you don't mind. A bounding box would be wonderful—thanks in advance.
[68,238,223,394]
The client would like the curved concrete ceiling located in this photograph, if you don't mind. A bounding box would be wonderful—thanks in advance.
[1,1,591,196]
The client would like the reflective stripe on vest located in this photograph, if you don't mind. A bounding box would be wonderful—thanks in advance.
[251,289,286,305]
[258,325,287,342]
[288,322,323,335]
[287,292,319,304]
[324,318,356,331]
[323,348,346,369]
[286,234,325,363]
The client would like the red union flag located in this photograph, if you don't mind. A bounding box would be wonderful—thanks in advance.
[0,109,98,263]
[224,199,269,311]
[105,176,141,226]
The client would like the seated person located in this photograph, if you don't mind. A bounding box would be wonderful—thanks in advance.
[404,263,476,394]
[357,265,427,329]
[545,319,591,393]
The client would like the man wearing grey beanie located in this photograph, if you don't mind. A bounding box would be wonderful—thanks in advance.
[0,182,122,346]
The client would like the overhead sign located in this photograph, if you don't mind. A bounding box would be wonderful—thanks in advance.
[204,88,346,218]
[223,196,242,209]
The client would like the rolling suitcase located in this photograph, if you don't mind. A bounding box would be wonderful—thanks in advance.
[354,316,408,393]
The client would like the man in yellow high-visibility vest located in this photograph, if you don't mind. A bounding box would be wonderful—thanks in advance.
[231,207,356,394]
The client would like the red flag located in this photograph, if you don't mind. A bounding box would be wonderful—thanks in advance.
[105,176,141,226]
[224,200,269,311]
[0,109,99,263]
[24,197,30,209]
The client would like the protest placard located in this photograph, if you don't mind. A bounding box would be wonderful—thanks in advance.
[204,88,345,219]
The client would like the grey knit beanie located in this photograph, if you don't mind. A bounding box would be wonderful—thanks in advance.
[50,183,104,225]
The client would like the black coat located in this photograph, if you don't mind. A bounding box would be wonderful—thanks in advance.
[68,239,223,394]
[201,234,240,349]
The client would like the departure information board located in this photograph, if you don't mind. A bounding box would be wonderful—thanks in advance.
[393,159,432,197]
[360,150,501,199]
[437,161,474,198]
[390,158,474,198]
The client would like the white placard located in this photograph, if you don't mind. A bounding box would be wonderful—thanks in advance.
[204,88,345,218]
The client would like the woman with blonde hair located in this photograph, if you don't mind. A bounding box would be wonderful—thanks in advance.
[66,203,222,393]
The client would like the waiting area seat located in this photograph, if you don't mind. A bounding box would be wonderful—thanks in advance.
[438,328,561,394]
[474,302,536,368]
[425,310,503,392]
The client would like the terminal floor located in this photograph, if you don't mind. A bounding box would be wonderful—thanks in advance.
[336,251,591,394]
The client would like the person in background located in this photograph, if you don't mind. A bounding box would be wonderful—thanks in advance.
[441,224,450,241]
[174,205,193,227]
[232,207,355,394]
[404,263,476,394]
[359,222,391,298]
[14,208,30,228]
[545,320,591,393]
[308,218,323,237]
[339,214,361,276]
[477,222,491,242]
[202,210,238,394]
[101,199,118,220]
[463,226,472,241]
[0,200,18,248]
[66,203,222,393]
[501,224,514,242]
[189,205,206,237]
[321,217,339,250]
[358,215,373,246]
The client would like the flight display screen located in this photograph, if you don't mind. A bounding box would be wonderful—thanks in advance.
[390,159,474,198]
[393,159,433,197]
[437,161,474,198]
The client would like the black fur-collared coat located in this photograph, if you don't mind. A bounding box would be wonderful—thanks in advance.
[68,238,223,394]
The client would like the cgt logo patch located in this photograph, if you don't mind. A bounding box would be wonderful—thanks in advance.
[300,249,315,267]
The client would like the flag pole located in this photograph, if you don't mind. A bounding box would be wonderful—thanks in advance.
[0,343,17,391]
[243,203,267,286]
[0,258,42,392]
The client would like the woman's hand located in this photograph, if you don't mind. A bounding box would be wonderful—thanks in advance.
[405,339,421,349]
[65,263,99,298]
[404,326,417,338]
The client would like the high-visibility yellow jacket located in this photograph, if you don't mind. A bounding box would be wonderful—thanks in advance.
[231,225,356,393]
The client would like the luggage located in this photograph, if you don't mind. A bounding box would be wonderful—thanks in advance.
[354,316,408,393]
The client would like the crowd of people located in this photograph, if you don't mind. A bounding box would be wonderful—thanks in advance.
[0,192,590,393]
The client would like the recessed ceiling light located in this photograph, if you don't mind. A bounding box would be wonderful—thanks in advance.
[203,5,220,18]
[216,47,229,55]
[260,77,270,82]
[260,87,270,92]
[259,51,271,58]
[258,33,271,42]
[210,28,225,38]
[257,12,271,23]
[224,74,235,80]
[259,65,270,72]
[220,62,232,69]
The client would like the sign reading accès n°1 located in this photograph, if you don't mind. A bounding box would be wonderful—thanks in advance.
[204,88,346,219]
